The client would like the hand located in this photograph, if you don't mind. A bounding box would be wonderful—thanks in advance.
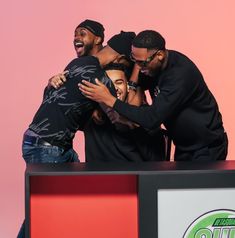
[106,108,139,130]
[105,107,120,123]
[79,79,116,107]
[48,70,68,89]
[91,109,105,125]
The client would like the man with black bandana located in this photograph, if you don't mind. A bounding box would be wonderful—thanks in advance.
[17,31,135,238]
[80,30,228,161]
[49,19,105,88]
[23,31,135,163]
[74,19,104,57]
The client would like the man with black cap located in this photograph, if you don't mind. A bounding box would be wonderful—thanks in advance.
[17,31,135,238]
[49,19,105,88]
[74,19,104,57]
[79,30,228,161]
[23,30,135,164]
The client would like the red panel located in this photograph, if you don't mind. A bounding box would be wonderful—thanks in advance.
[30,175,138,238]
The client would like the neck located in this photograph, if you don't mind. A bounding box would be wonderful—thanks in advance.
[90,45,103,56]
[95,46,118,67]
[161,50,169,70]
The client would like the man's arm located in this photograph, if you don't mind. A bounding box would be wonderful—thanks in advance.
[80,77,162,131]
[79,69,198,130]
[127,64,144,106]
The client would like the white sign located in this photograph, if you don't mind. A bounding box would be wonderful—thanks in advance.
[158,189,235,238]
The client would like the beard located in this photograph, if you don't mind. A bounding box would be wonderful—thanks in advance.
[150,67,162,77]
[83,42,94,56]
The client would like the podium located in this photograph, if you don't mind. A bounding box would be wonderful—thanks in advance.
[25,161,235,238]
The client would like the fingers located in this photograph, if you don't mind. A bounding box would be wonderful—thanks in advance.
[78,80,99,96]
[106,110,119,123]
[95,78,104,86]
[79,85,95,100]
[80,78,104,87]
[60,70,69,82]
[80,80,98,88]
[78,82,94,94]
[62,70,69,76]
[48,72,68,89]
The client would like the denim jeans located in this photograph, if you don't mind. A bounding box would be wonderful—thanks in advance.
[22,143,79,163]
[17,143,79,238]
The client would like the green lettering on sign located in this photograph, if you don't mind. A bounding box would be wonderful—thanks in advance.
[195,228,212,238]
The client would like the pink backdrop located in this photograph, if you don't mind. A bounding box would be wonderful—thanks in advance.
[1,0,235,237]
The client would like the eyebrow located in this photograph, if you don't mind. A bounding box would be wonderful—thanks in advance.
[113,78,126,83]
[75,28,88,34]
[115,78,124,81]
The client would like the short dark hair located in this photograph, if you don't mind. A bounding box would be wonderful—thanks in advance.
[103,63,132,80]
[132,30,166,50]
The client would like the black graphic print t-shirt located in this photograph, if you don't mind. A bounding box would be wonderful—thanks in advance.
[29,56,116,150]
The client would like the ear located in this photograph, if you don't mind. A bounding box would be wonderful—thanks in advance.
[95,36,102,45]
[157,50,165,61]
[127,85,130,93]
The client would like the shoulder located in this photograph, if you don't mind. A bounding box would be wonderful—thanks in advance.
[65,56,101,71]
[64,56,103,81]
[165,50,201,79]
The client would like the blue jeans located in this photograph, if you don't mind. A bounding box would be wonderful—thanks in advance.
[17,143,79,238]
[22,143,79,163]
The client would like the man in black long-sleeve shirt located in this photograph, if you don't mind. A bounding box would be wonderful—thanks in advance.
[84,63,166,162]
[80,30,228,161]
[23,31,136,162]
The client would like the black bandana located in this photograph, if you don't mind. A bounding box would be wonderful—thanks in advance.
[77,19,105,41]
[107,31,136,61]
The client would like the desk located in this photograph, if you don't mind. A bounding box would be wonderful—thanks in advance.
[25,161,235,238]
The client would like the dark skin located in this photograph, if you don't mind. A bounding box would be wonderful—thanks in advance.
[48,27,103,89]
[74,27,103,58]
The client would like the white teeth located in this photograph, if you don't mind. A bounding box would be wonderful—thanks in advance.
[75,42,83,47]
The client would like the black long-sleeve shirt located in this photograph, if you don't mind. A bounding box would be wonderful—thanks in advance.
[29,56,115,150]
[113,50,225,151]
[84,116,166,162]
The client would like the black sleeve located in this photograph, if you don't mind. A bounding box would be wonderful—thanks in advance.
[113,68,199,130]
[65,56,116,97]
[64,56,101,83]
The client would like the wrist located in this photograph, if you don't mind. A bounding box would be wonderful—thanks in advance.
[128,81,139,91]
[105,96,117,108]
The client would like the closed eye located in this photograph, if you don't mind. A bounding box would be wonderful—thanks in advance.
[114,79,125,85]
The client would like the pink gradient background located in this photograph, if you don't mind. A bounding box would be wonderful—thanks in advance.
[0,0,234,237]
